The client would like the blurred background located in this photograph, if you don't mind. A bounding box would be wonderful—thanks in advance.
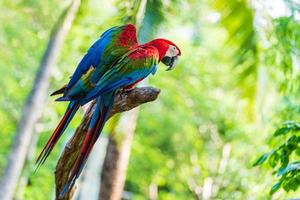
[0,0,300,199]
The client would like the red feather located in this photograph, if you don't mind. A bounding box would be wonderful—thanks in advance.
[148,38,181,61]
[118,24,138,47]
[36,103,79,168]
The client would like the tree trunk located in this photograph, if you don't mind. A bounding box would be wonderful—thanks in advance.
[99,108,139,200]
[55,87,160,200]
[0,1,81,199]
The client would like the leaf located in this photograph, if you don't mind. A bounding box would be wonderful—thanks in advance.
[289,178,299,191]
[282,180,291,192]
[274,127,294,136]
[295,148,300,156]
[253,152,273,166]
[277,162,300,176]
[274,121,300,136]
[286,135,299,150]
[280,149,290,167]
[270,181,281,195]
[268,151,279,168]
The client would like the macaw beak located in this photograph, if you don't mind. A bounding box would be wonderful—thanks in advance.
[162,56,179,71]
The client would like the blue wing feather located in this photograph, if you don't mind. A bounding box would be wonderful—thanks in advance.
[66,27,117,89]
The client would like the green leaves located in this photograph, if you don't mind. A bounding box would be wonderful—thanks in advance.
[273,162,300,194]
[214,0,258,100]
[266,16,300,92]
[253,151,273,167]
[274,121,300,136]
[277,162,300,176]
[270,181,281,195]
[253,121,300,194]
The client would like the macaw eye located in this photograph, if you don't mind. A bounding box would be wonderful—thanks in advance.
[171,46,179,56]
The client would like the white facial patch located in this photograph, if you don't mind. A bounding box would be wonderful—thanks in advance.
[172,56,179,66]
[165,45,179,57]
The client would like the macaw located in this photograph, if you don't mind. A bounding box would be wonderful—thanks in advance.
[36,24,181,196]
[36,24,138,168]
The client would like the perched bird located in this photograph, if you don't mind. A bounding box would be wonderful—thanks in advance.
[36,24,138,168]
[36,24,181,196]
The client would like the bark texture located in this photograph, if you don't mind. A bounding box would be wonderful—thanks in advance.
[99,108,139,200]
[0,1,81,199]
[55,87,160,200]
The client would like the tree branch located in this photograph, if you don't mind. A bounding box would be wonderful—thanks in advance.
[54,86,160,200]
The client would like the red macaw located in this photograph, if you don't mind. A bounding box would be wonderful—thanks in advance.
[36,24,181,196]
[36,24,138,168]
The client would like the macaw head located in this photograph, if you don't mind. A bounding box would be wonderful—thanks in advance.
[149,39,181,71]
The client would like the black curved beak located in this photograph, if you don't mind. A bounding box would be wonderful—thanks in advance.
[162,56,178,71]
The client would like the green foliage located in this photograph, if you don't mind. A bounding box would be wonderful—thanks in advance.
[254,121,300,194]
[0,0,66,175]
[262,15,300,94]
[114,0,144,25]
[1,0,300,199]
[214,0,258,100]
[125,0,276,198]
[251,1,300,196]
[274,121,300,136]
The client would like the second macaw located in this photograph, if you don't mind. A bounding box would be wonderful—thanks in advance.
[36,24,181,196]
[36,24,138,168]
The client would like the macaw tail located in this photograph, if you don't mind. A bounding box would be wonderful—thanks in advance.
[59,92,115,197]
[35,101,80,170]
[50,84,67,96]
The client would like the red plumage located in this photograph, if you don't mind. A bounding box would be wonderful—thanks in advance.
[148,38,181,61]
[36,23,182,197]
[118,24,138,47]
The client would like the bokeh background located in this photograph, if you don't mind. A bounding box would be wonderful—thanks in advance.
[0,0,300,199]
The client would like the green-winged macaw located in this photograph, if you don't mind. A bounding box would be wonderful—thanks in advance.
[36,24,181,196]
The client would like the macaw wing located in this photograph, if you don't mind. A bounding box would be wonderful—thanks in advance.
[81,47,159,104]
[66,24,138,90]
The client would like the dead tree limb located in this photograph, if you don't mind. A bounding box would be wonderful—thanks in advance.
[99,108,139,200]
[55,87,160,200]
